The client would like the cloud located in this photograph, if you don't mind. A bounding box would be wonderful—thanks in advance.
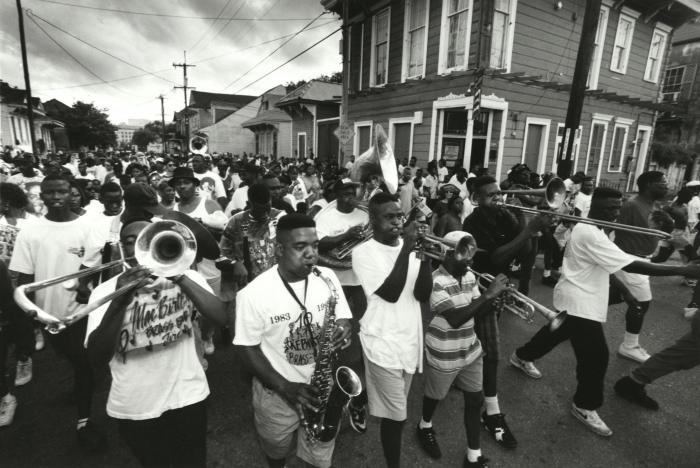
[0,0,340,124]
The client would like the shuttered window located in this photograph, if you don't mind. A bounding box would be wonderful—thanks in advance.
[370,9,390,86]
[587,6,609,89]
[402,0,429,80]
[489,0,515,70]
[438,0,473,73]
[644,28,669,83]
[610,9,639,74]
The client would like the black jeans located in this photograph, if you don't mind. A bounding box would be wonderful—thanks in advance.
[516,315,608,410]
[46,317,94,419]
[116,399,207,468]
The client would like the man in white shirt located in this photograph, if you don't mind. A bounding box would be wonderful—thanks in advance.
[685,181,700,230]
[192,154,227,209]
[572,176,594,218]
[7,155,43,190]
[437,159,449,183]
[353,193,433,468]
[447,167,469,200]
[235,214,352,468]
[511,187,700,437]
[344,155,355,172]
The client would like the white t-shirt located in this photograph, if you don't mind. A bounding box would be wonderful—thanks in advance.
[553,223,634,323]
[226,186,249,217]
[315,207,369,286]
[9,216,90,320]
[194,170,226,201]
[688,196,700,229]
[574,192,592,218]
[82,212,122,268]
[438,166,449,183]
[447,175,468,199]
[353,239,423,373]
[85,270,211,420]
[234,265,352,384]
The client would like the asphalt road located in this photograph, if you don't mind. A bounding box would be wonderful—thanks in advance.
[2,255,699,468]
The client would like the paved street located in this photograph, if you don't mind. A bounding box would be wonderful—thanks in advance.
[2,255,699,468]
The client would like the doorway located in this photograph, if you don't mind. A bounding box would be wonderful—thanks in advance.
[522,118,550,173]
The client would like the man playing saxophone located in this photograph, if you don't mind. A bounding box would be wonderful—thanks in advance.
[234,214,353,468]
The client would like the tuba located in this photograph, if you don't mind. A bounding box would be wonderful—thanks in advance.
[189,133,208,155]
[300,267,363,444]
[350,124,399,195]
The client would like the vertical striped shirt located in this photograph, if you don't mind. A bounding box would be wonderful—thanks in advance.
[425,266,482,372]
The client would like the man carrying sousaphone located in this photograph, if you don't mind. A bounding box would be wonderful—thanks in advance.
[85,218,227,467]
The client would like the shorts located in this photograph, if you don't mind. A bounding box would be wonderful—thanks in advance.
[423,357,483,400]
[474,309,500,361]
[613,267,652,302]
[251,378,335,468]
[363,354,414,421]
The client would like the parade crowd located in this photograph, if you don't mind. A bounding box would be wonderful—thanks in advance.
[1,145,699,468]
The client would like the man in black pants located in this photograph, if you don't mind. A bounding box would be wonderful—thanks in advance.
[510,187,700,437]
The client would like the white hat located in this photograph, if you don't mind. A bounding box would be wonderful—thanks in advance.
[686,180,700,187]
[442,231,477,259]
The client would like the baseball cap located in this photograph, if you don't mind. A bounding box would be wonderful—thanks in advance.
[123,183,169,216]
[442,231,478,260]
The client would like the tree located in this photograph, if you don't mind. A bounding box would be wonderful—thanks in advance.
[57,101,117,149]
[285,71,342,93]
[131,128,158,150]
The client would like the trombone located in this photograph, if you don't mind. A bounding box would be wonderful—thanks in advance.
[14,220,197,334]
[496,178,671,239]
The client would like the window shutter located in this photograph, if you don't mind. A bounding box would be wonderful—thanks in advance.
[478,0,494,68]
[680,63,696,101]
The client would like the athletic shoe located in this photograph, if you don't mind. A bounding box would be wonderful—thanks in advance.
[347,401,367,434]
[614,376,659,410]
[683,302,698,320]
[14,358,32,386]
[509,352,542,379]
[570,403,612,437]
[618,344,650,363]
[203,337,215,356]
[34,328,45,351]
[481,412,517,448]
[77,421,107,452]
[464,455,489,468]
[0,394,17,427]
[541,275,558,287]
[416,424,442,459]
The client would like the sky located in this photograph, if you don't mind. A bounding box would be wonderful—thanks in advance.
[0,0,342,125]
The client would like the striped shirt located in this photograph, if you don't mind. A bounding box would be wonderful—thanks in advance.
[425,266,482,372]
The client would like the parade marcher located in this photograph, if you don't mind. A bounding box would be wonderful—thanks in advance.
[192,154,227,209]
[86,220,227,467]
[234,214,352,468]
[263,174,296,215]
[7,154,43,190]
[434,195,464,237]
[415,231,508,467]
[353,193,433,468]
[511,187,700,437]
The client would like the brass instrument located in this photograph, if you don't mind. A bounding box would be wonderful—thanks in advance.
[350,124,399,195]
[189,134,208,155]
[14,220,197,334]
[300,267,362,444]
[314,204,372,271]
[483,177,671,239]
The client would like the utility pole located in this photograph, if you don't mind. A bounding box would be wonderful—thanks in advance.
[173,51,195,152]
[340,0,349,167]
[556,0,602,179]
[158,94,166,154]
[16,0,37,158]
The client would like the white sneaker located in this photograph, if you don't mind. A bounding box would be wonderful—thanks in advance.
[14,358,32,386]
[0,394,17,427]
[618,344,650,363]
[570,403,612,437]
[509,352,543,379]
[34,328,45,351]
[203,337,215,356]
[683,303,698,320]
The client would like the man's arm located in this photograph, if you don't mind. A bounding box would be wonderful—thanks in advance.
[175,274,227,326]
[318,226,364,253]
[441,274,509,328]
[490,215,550,269]
[623,260,700,278]
[413,257,433,301]
[372,222,421,303]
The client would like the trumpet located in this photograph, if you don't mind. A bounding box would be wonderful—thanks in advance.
[468,269,566,331]
[14,220,197,334]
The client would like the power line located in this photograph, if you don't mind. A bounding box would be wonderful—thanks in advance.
[26,10,177,85]
[189,0,236,52]
[35,0,319,20]
[222,12,325,91]
[231,26,341,95]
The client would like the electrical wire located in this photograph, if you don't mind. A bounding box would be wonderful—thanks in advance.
[222,11,325,91]
[189,0,236,52]
[230,26,341,95]
[34,0,318,20]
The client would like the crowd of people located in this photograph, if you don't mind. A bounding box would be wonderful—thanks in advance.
[1,146,699,468]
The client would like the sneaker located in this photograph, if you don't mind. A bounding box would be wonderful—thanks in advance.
[464,455,490,468]
[14,358,32,386]
[34,328,45,351]
[509,352,542,379]
[481,412,517,448]
[416,424,442,459]
[0,394,17,427]
[614,376,659,410]
[76,421,107,453]
[618,344,651,363]
[347,401,367,434]
[541,275,558,287]
[203,337,215,356]
[570,403,612,437]
[683,302,698,320]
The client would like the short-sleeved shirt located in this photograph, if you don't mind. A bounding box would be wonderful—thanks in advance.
[353,239,423,373]
[462,207,520,275]
[425,266,482,372]
[614,197,660,257]
[315,207,369,286]
[554,223,634,323]
[234,266,352,384]
[194,170,226,201]
[574,192,592,218]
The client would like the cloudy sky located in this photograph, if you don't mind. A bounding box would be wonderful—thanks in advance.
[0,0,342,124]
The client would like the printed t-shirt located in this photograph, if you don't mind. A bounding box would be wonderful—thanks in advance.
[315,207,369,286]
[234,266,352,384]
[194,170,226,201]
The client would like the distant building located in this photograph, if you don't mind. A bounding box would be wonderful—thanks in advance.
[115,123,140,147]
[174,91,257,138]
[242,86,292,158]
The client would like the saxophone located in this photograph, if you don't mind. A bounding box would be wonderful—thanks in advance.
[300,267,363,444]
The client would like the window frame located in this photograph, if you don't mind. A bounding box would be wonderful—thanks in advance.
[438,0,474,75]
[643,23,672,83]
[607,118,633,173]
[661,65,686,102]
[353,120,373,156]
[587,4,609,90]
[401,0,430,82]
[489,0,518,72]
[370,8,391,87]
[388,116,417,159]
[520,117,551,174]
[584,115,611,181]
[609,7,640,75]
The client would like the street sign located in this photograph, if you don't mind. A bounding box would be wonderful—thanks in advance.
[335,122,355,145]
